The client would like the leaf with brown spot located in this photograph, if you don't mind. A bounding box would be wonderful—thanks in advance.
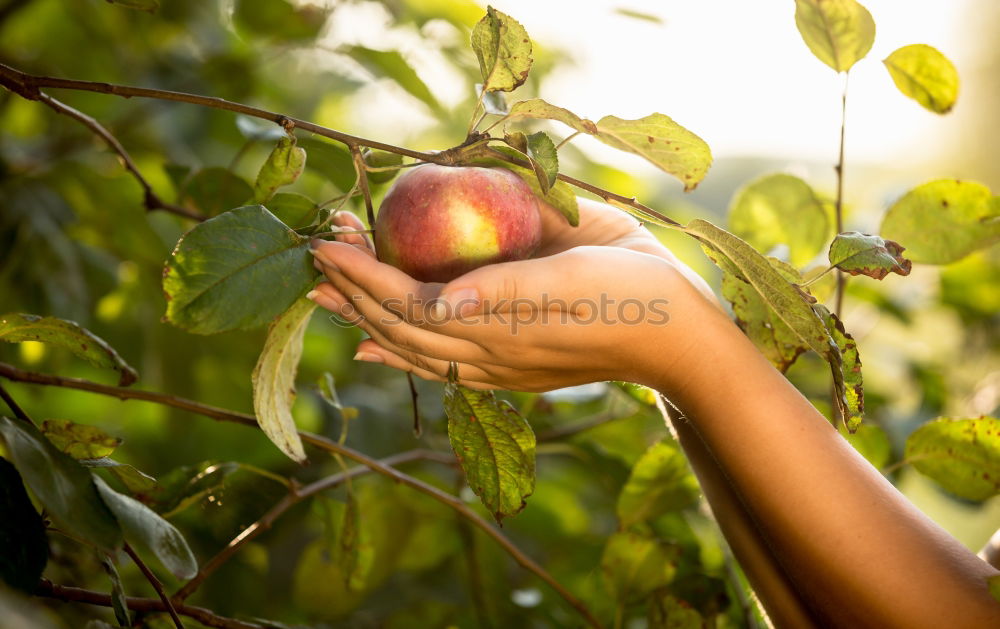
[470,6,533,93]
[814,304,864,431]
[828,232,912,279]
[905,416,1000,500]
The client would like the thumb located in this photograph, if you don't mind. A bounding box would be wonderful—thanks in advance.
[431,253,579,320]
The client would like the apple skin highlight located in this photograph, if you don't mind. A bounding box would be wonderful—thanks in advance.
[374,164,543,283]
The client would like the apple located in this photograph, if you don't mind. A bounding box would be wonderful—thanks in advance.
[373,164,542,282]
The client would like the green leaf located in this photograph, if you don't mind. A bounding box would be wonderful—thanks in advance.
[254,135,307,203]
[471,6,533,92]
[233,0,327,42]
[728,173,831,267]
[838,423,891,469]
[794,0,876,72]
[0,416,122,553]
[617,440,700,528]
[318,373,359,422]
[94,477,197,580]
[883,44,959,114]
[648,593,705,629]
[685,220,860,426]
[0,457,49,593]
[444,382,535,523]
[465,149,579,226]
[346,45,443,114]
[722,257,811,372]
[601,529,679,604]
[364,150,404,186]
[814,304,864,431]
[150,461,241,517]
[162,205,315,334]
[252,298,316,463]
[182,167,254,217]
[80,458,158,496]
[525,131,558,194]
[105,0,158,12]
[904,416,1000,501]
[880,180,1000,264]
[297,138,357,192]
[507,99,712,190]
[476,83,508,115]
[101,557,130,628]
[41,419,121,459]
[828,232,912,279]
[0,313,138,386]
[266,192,320,229]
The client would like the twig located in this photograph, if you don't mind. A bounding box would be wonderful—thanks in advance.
[0,381,34,425]
[124,542,184,629]
[406,372,422,437]
[833,72,849,317]
[0,363,603,628]
[0,63,680,231]
[349,145,375,228]
[555,131,582,151]
[26,90,203,221]
[35,579,263,629]
[535,409,633,442]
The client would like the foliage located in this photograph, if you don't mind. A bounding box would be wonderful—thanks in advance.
[0,1,997,627]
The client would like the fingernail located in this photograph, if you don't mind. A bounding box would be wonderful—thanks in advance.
[353,351,384,364]
[309,238,324,251]
[306,289,320,300]
[434,288,480,319]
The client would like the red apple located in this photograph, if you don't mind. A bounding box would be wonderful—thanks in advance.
[373,164,542,282]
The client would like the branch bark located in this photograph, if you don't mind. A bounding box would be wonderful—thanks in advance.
[124,542,185,629]
[36,579,264,629]
[0,362,603,628]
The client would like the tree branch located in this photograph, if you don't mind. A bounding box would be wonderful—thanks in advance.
[35,579,264,629]
[0,380,34,425]
[124,542,184,629]
[350,145,375,228]
[172,449,454,603]
[0,363,603,628]
[0,62,680,232]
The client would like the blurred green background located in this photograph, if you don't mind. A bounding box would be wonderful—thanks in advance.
[1,0,997,627]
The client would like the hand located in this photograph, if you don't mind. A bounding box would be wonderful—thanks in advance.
[308,199,723,393]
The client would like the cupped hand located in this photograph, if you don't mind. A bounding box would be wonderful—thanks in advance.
[309,198,722,393]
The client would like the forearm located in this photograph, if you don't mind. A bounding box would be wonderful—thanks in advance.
[662,401,820,627]
[644,303,1000,628]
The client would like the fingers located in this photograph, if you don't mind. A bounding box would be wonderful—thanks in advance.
[331,211,375,255]
[353,339,498,390]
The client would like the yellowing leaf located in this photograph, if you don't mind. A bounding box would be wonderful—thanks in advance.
[828,232,912,279]
[814,304,864,431]
[794,0,876,72]
[601,530,679,604]
[251,297,317,463]
[616,441,700,527]
[883,44,959,114]
[507,98,712,190]
[0,313,138,386]
[254,135,307,203]
[880,180,1000,265]
[444,382,535,523]
[905,416,1000,501]
[728,173,830,267]
[41,419,121,460]
[471,6,532,92]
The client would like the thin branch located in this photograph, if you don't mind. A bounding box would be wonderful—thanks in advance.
[0,63,680,232]
[36,579,264,629]
[350,145,375,228]
[555,131,582,151]
[124,542,184,629]
[0,381,34,425]
[26,90,203,221]
[173,449,451,602]
[536,409,633,442]
[833,72,850,317]
[0,363,603,628]
[406,372,422,437]
[467,86,488,137]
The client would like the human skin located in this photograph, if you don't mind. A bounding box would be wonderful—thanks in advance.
[308,200,1000,628]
